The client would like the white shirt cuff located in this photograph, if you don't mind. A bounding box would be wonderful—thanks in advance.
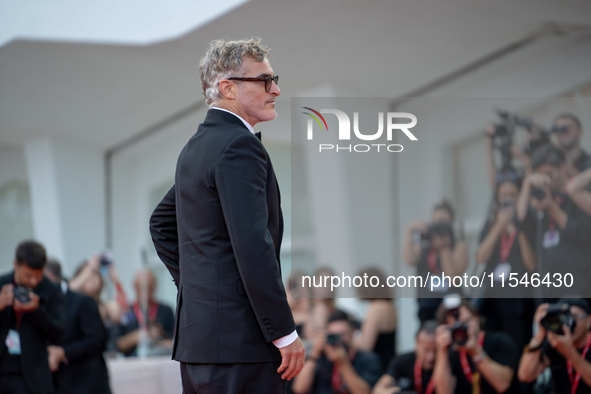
[272,330,298,348]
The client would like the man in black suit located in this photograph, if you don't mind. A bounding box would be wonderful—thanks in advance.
[150,38,305,393]
[44,259,111,394]
[0,240,65,394]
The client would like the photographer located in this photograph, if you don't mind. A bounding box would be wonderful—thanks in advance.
[0,241,65,394]
[292,310,382,394]
[372,320,438,394]
[44,259,111,394]
[516,144,591,298]
[518,299,591,393]
[116,269,174,357]
[476,171,536,350]
[551,114,591,174]
[433,297,521,394]
[403,201,469,323]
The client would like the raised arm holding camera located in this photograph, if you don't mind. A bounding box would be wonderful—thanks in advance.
[433,297,521,394]
[518,299,591,393]
[516,144,591,298]
[403,201,469,323]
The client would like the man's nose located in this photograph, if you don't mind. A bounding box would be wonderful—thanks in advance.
[270,82,280,96]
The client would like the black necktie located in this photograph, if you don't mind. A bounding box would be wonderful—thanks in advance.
[255,132,262,141]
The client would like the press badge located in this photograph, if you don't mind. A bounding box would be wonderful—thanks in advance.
[5,329,21,355]
[493,262,511,282]
[543,231,560,249]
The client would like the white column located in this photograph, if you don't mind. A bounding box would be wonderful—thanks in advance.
[24,138,105,275]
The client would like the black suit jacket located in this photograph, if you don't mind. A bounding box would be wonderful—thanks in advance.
[0,271,65,393]
[150,109,295,364]
[53,289,111,394]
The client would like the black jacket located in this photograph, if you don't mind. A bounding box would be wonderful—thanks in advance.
[0,271,65,393]
[53,289,111,394]
[150,109,295,364]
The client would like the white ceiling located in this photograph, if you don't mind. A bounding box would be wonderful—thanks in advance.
[0,0,590,151]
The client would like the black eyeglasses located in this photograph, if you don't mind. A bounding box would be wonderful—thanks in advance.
[227,75,279,92]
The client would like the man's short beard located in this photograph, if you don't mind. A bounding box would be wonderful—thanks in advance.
[560,139,578,151]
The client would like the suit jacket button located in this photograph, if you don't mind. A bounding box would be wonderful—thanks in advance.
[269,330,275,335]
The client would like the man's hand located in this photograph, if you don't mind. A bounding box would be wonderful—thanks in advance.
[432,233,452,251]
[527,173,551,190]
[436,324,452,352]
[547,325,576,359]
[277,336,305,381]
[148,322,166,340]
[458,323,481,356]
[324,343,348,365]
[47,345,66,372]
[13,291,39,313]
[409,220,429,235]
[0,284,14,311]
[496,206,514,227]
[310,330,326,359]
[533,303,549,339]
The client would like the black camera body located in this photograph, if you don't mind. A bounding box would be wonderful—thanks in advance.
[13,286,31,303]
[450,321,469,346]
[541,303,574,335]
[531,187,546,201]
[326,334,342,346]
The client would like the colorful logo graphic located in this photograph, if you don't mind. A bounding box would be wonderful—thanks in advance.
[302,107,329,131]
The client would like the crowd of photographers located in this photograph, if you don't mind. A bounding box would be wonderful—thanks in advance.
[0,241,175,394]
[3,111,591,394]
[291,112,591,394]
[396,112,591,394]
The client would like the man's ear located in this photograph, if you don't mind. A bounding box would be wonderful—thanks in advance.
[218,79,236,100]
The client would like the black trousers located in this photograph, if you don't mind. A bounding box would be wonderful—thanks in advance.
[180,362,286,394]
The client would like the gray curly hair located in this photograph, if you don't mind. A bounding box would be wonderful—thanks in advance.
[199,38,270,106]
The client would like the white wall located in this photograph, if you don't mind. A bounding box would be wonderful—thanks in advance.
[0,145,33,272]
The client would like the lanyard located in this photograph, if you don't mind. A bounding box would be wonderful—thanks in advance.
[15,311,23,329]
[567,333,591,394]
[331,352,355,393]
[460,332,485,394]
[427,246,441,275]
[414,357,435,394]
[499,230,517,263]
[133,301,159,327]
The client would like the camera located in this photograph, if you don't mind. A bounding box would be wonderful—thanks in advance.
[326,334,342,346]
[450,321,469,346]
[13,286,31,303]
[100,251,113,267]
[499,200,513,209]
[531,187,546,201]
[541,303,574,335]
[428,222,453,237]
